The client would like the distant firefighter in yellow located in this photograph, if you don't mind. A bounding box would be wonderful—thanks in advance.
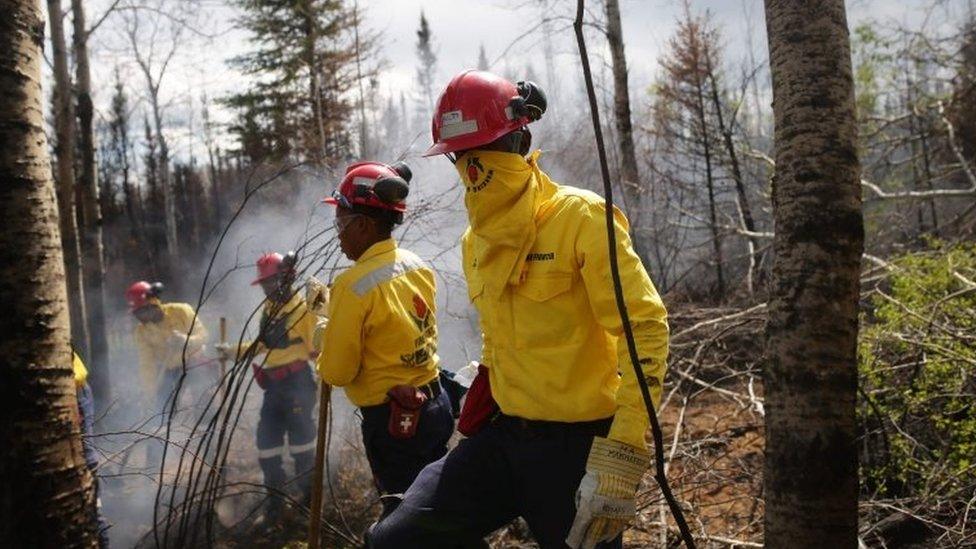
[125,281,208,411]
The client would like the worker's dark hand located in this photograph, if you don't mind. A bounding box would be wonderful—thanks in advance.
[566,437,649,549]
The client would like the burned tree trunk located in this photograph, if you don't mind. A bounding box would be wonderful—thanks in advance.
[604,0,641,209]
[763,0,863,546]
[72,0,111,403]
[604,0,654,266]
[0,0,97,542]
[704,42,759,295]
[48,0,90,356]
[692,54,725,298]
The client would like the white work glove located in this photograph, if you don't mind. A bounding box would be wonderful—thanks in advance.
[305,276,331,318]
[214,342,234,361]
[168,330,189,348]
[566,436,649,549]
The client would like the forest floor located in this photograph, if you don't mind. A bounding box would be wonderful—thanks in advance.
[201,382,767,548]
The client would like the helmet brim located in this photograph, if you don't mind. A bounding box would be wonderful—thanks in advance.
[251,274,277,286]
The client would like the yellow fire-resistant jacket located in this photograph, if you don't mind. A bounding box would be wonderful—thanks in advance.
[239,292,319,369]
[73,352,88,387]
[316,238,440,407]
[462,185,670,450]
[134,302,208,395]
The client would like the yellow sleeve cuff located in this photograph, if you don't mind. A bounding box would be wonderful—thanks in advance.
[607,407,650,450]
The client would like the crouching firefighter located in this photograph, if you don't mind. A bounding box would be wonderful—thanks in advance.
[216,252,319,523]
[368,70,670,549]
[312,161,455,518]
[126,280,208,461]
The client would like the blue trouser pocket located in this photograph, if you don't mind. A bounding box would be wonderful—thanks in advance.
[360,390,454,497]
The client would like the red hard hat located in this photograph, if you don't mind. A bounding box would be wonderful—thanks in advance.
[424,70,545,157]
[252,252,289,285]
[324,161,410,213]
[126,281,155,311]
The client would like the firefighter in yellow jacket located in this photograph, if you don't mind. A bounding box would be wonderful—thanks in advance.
[126,281,208,410]
[215,251,319,521]
[369,71,669,549]
[313,160,454,518]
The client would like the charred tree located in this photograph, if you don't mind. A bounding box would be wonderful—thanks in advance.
[47,0,90,356]
[703,38,759,295]
[604,0,641,211]
[0,0,97,542]
[763,0,863,545]
[71,0,110,403]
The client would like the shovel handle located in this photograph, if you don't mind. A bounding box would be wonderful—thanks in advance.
[307,381,331,549]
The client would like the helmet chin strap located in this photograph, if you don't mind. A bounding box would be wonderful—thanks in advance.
[445,128,533,165]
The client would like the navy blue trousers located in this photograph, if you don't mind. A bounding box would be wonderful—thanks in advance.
[368,414,622,549]
[257,365,317,499]
[360,389,454,513]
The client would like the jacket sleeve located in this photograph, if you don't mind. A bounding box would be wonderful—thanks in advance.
[174,303,208,353]
[461,230,490,368]
[576,200,670,450]
[316,281,366,386]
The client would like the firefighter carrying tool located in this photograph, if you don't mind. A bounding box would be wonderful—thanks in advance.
[367,70,670,549]
[314,160,455,519]
[127,281,208,424]
[215,252,319,525]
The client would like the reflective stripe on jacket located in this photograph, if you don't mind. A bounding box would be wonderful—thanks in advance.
[462,184,669,449]
[316,238,439,407]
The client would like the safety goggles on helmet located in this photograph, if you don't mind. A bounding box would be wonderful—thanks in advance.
[323,161,412,217]
[329,187,353,209]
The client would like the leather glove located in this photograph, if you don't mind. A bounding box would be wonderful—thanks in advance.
[305,276,330,317]
[214,342,234,361]
[566,436,649,549]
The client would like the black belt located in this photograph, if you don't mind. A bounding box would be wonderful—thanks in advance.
[361,378,442,415]
[492,413,613,437]
[418,378,442,400]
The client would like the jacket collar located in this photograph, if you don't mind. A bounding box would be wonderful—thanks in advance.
[357,237,397,264]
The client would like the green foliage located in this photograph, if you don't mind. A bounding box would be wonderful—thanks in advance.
[851,23,892,131]
[859,243,976,497]
[226,0,356,165]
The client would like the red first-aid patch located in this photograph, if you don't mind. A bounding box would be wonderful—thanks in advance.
[413,294,428,319]
[467,164,479,184]
[387,385,427,439]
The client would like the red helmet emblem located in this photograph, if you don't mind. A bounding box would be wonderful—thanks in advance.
[465,156,485,186]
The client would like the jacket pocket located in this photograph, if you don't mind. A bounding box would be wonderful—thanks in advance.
[512,273,580,349]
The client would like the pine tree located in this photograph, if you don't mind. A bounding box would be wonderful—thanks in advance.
[477,43,489,71]
[653,6,727,298]
[415,11,438,110]
[227,0,357,165]
[107,71,138,239]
